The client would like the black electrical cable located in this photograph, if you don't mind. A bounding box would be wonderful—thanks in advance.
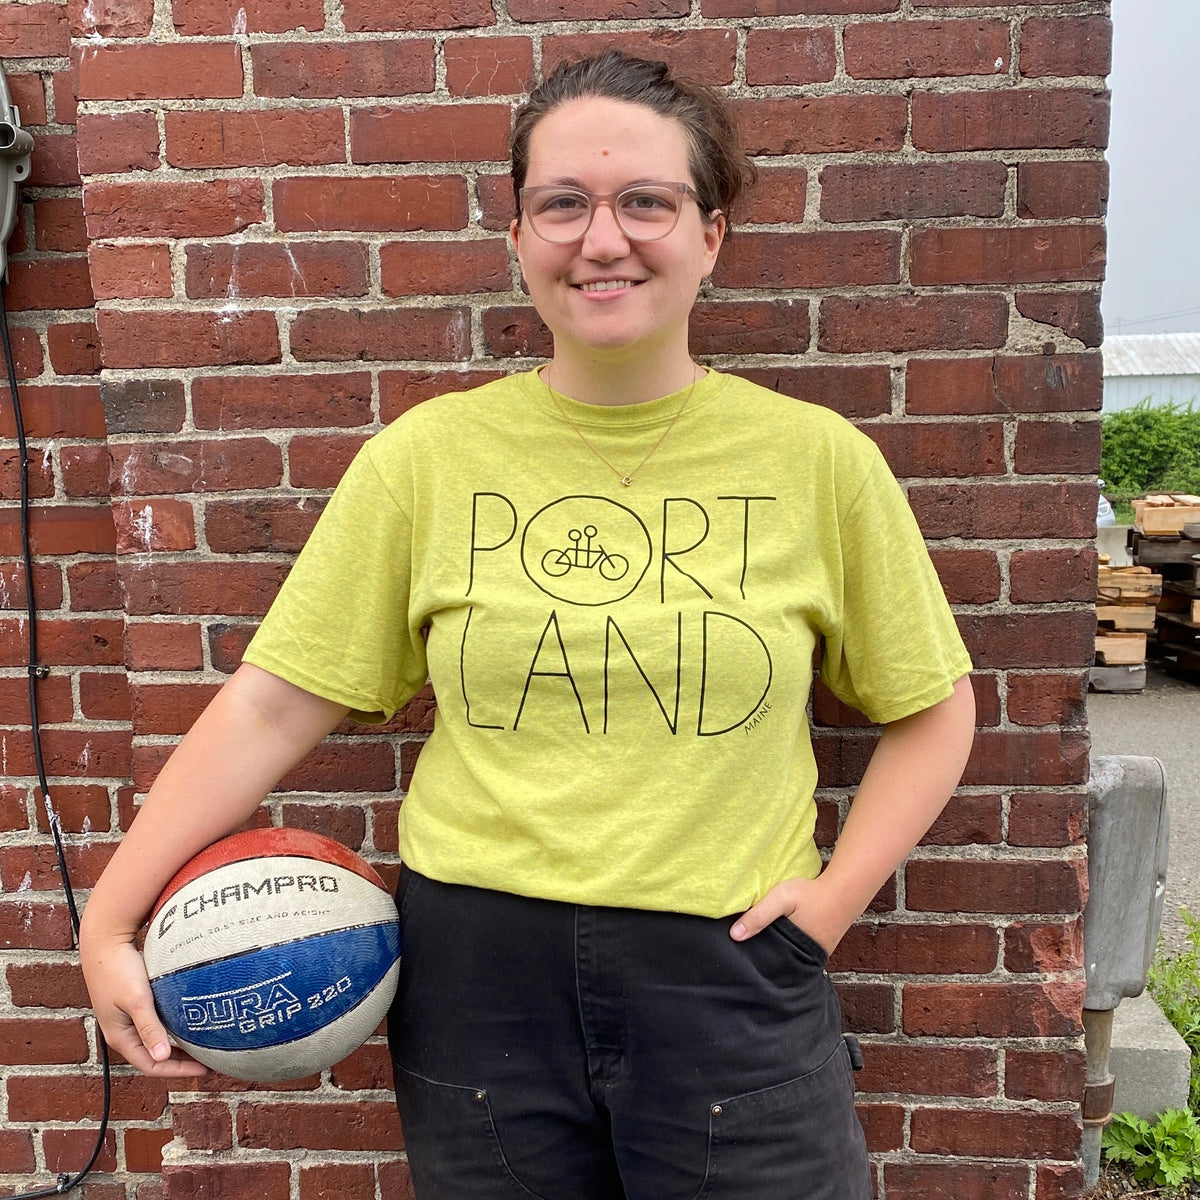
[2,281,112,1197]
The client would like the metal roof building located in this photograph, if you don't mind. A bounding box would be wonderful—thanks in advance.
[1102,332,1200,411]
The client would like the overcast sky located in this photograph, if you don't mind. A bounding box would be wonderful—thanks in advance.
[1101,0,1200,336]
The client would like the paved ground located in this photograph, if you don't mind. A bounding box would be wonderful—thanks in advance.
[1088,662,1200,956]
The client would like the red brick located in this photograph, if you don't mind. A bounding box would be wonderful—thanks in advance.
[911,226,1106,286]
[1014,416,1100,473]
[907,857,1086,915]
[288,434,369,487]
[88,243,174,301]
[113,498,197,554]
[343,0,496,30]
[280,802,367,850]
[1006,672,1088,728]
[1010,548,1097,603]
[162,1163,290,1200]
[35,784,111,834]
[193,372,373,430]
[0,895,75,948]
[97,310,281,369]
[714,230,900,289]
[1021,16,1111,78]
[280,742,396,792]
[290,306,469,362]
[252,39,435,98]
[740,167,808,225]
[0,562,61,613]
[692,300,811,356]
[735,95,908,154]
[51,69,77,123]
[831,922,999,974]
[299,1163,377,1200]
[1018,161,1108,220]
[0,674,73,725]
[61,444,114,497]
[745,27,837,84]
[905,981,1084,1038]
[1005,918,1084,973]
[101,378,187,435]
[820,161,1006,222]
[173,1098,234,1152]
[544,29,739,85]
[1006,1046,1086,1102]
[962,730,1089,787]
[857,1102,905,1152]
[0,1016,88,1063]
[124,1128,174,1174]
[0,783,29,830]
[204,498,324,554]
[29,133,82,187]
[208,622,258,673]
[120,561,290,617]
[330,1039,394,1091]
[0,1129,36,1173]
[185,241,369,300]
[1008,792,1087,849]
[857,1042,998,1097]
[910,1105,1081,1160]
[958,611,1095,669]
[273,175,468,233]
[928,548,1001,603]
[444,36,534,97]
[703,0,897,12]
[7,960,91,1007]
[174,0,326,34]
[0,325,45,381]
[34,197,88,253]
[379,369,505,420]
[124,621,205,671]
[85,179,265,239]
[77,41,244,100]
[76,112,161,174]
[508,0,686,16]
[1038,1162,1087,1199]
[67,560,124,610]
[0,3,70,57]
[913,89,1110,151]
[6,73,48,125]
[5,258,94,312]
[0,385,106,440]
[865,420,1005,479]
[43,1129,118,1175]
[909,482,1099,540]
[380,239,511,296]
[1016,291,1103,348]
[0,615,124,667]
[478,173,517,230]
[165,108,346,170]
[907,354,1102,416]
[79,670,132,721]
[884,1161,1029,1200]
[237,1098,401,1149]
[377,1162,416,1200]
[47,321,102,377]
[69,0,154,37]
[109,438,283,496]
[820,294,1008,353]
[130,682,221,735]
[836,983,895,1033]
[1,836,119,890]
[733,365,890,421]
[351,104,511,164]
[920,792,1003,844]
[845,19,1009,78]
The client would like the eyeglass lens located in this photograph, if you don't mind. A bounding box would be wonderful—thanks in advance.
[524,185,687,243]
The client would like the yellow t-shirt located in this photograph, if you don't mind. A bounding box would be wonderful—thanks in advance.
[244,369,972,917]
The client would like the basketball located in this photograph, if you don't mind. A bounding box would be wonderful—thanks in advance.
[142,827,400,1081]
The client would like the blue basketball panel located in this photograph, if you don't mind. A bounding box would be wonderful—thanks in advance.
[151,922,400,1052]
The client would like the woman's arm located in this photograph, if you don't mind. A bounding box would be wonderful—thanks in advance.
[731,673,976,954]
[79,662,350,1076]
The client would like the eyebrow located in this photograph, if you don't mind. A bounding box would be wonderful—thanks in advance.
[531,177,670,190]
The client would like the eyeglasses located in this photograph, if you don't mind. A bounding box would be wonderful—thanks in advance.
[518,182,708,244]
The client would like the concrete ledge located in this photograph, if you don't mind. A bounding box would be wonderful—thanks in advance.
[1110,990,1192,1120]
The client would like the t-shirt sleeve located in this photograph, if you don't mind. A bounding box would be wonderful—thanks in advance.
[819,448,973,725]
[243,437,429,724]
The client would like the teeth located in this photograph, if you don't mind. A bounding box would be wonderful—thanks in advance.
[578,280,637,292]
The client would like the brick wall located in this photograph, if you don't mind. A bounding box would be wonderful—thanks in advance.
[1,1,1109,1197]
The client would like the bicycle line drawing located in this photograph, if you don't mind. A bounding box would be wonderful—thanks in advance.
[540,525,630,581]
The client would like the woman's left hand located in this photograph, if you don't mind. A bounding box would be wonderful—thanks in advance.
[729,874,858,957]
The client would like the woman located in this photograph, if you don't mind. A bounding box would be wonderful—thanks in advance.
[81,52,975,1199]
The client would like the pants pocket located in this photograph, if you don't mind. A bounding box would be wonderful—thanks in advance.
[696,1040,871,1200]
[393,1065,547,1200]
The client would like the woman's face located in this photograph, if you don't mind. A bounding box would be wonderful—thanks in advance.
[511,97,726,369]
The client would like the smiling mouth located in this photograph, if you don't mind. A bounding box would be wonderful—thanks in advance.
[575,279,643,293]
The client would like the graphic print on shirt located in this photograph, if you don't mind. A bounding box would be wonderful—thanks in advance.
[461,491,781,737]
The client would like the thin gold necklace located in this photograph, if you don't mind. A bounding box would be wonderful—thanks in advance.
[544,364,701,487]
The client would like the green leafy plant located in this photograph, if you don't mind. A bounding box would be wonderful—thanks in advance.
[1102,1108,1200,1188]
[1148,909,1200,1113]
[1101,400,1200,510]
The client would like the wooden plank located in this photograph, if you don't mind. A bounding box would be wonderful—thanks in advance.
[1095,632,1147,665]
[1096,605,1157,631]
[1159,586,1200,623]
[1131,534,1200,565]
[1136,504,1200,535]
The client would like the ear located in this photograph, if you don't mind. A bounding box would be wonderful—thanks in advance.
[701,212,726,275]
[510,217,524,269]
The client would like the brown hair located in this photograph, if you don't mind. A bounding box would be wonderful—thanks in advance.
[510,51,757,227]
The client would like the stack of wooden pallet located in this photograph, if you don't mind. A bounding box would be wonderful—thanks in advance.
[1126,495,1200,682]
[1093,560,1162,691]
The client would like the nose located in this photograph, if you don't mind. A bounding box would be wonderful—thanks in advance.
[580,198,630,260]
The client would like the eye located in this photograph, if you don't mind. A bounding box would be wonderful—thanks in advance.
[620,188,676,213]
[537,190,589,215]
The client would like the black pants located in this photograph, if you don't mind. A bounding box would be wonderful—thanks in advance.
[388,869,871,1200]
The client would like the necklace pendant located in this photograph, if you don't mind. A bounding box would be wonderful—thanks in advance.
[620,475,634,487]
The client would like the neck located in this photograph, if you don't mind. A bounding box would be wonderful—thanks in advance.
[544,348,699,407]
